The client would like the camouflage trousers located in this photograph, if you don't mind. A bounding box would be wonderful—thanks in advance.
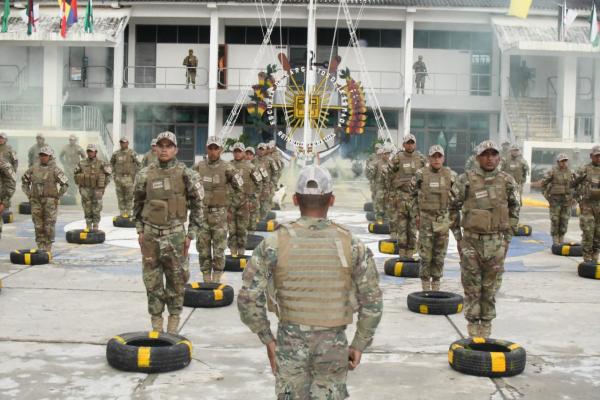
[548,196,571,238]
[141,229,190,316]
[459,232,507,323]
[579,201,600,261]
[248,194,260,231]
[30,197,59,249]
[114,175,135,216]
[64,169,78,198]
[259,187,272,220]
[418,213,450,280]
[391,194,418,251]
[228,200,250,252]
[79,187,104,226]
[374,186,387,221]
[275,323,349,400]
[369,180,376,202]
[197,207,228,274]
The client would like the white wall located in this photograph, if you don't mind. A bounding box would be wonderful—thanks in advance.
[521,56,557,98]
[85,47,111,86]
[226,44,287,88]
[155,44,210,87]
[0,47,28,85]
[577,57,594,101]
[413,49,472,95]
[339,47,403,92]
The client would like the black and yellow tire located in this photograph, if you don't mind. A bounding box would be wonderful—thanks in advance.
[551,242,582,257]
[2,210,13,224]
[366,211,375,222]
[60,195,77,206]
[18,202,31,215]
[514,224,532,237]
[66,229,105,244]
[246,234,264,250]
[184,282,234,308]
[10,249,51,265]
[224,255,250,272]
[448,337,526,378]
[383,257,420,278]
[113,215,136,228]
[363,202,374,212]
[368,222,390,235]
[578,262,600,280]
[407,291,463,315]
[106,331,192,373]
[266,211,277,220]
[255,219,278,232]
[378,239,399,254]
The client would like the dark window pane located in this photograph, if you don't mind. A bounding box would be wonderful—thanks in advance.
[338,29,351,46]
[157,26,177,43]
[175,108,195,123]
[246,26,264,44]
[414,30,428,48]
[472,32,492,51]
[429,31,450,49]
[427,113,444,129]
[382,110,398,129]
[270,26,286,45]
[411,113,425,128]
[153,106,174,123]
[470,114,489,129]
[178,26,199,43]
[197,108,209,124]
[288,27,307,45]
[135,106,154,123]
[225,26,245,44]
[450,31,471,50]
[136,25,156,43]
[358,29,380,47]
[198,26,210,43]
[317,28,335,46]
[381,29,401,48]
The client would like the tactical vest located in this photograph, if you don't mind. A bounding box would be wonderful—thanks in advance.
[505,157,526,185]
[195,160,228,207]
[30,165,59,199]
[114,150,136,176]
[549,167,571,196]
[393,152,423,192]
[583,164,600,201]
[254,158,271,184]
[141,164,187,226]
[233,160,257,194]
[62,145,83,166]
[418,167,452,211]
[75,159,106,188]
[0,145,13,163]
[462,171,510,234]
[269,222,354,328]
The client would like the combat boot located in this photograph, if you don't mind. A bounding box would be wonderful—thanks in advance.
[167,315,180,334]
[558,235,565,244]
[431,279,441,291]
[230,247,238,258]
[85,223,92,232]
[202,272,212,283]
[92,224,99,232]
[421,278,431,291]
[407,248,417,259]
[552,235,560,245]
[467,321,480,337]
[151,315,164,332]
[212,271,223,283]
[480,321,492,338]
[238,248,245,256]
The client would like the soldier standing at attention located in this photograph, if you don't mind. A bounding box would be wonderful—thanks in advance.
[388,134,426,256]
[411,145,458,291]
[264,142,281,214]
[229,142,262,257]
[183,49,198,89]
[238,165,383,399]
[412,55,428,94]
[21,147,68,252]
[450,140,520,338]
[0,157,16,239]
[111,137,142,218]
[464,148,478,172]
[541,153,574,245]
[74,144,112,231]
[193,136,243,283]
[573,145,600,263]
[501,144,529,203]
[245,146,263,231]
[28,133,51,167]
[134,131,204,333]
[0,132,18,172]
[59,135,86,200]
[365,143,383,201]
[373,144,392,222]
[142,138,158,168]
[255,143,278,220]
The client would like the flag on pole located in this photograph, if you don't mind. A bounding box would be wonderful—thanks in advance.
[58,0,78,38]
[26,0,35,35]
[508,0,533,19]
[590,3,600,47]
[1,0,9,33]
[84,0,93,33]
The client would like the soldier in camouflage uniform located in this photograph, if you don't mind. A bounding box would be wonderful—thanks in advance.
[541,153,574,245]
[111,137,142,217]
[365,143,383,202]
[255,143,279,220]
[373,145,392,222]
[228,142,262,256]
[238,165,383,400]
[501,144,529,203]
[74,144,112,231]
[59,135,86,200]
[0,132,18,172]
[388,134,426,255]
[573,145,600,263]
[193,136,243,283]
[268,140,284,184]
[21,146,68,252]
[411,145,458,291]
[28,133,51,168]
[142,138,158,168]
[245,146,262,231]
[450,140,520,338]
[0,157,16,239]
[464,148,477,172]
[134,131,204,333]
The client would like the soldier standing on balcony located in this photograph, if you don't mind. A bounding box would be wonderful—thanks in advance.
[413,55,428,94]
[0,132,18,173]
[59,135,86,200]
[183,49,198,89]
[111,137,142,218]
[74,144,112,231]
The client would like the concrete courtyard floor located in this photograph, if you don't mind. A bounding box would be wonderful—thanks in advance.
[0,180,599,399]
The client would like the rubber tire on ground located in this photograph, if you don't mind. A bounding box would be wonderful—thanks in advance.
[448,337,526,378]
[106,331,192,373]
[383,257,420,278]
[255,219,278,232]
[2,210,13,224]
[378,239,400,254]
[368,222,390,234]
[18,202,31,215]
[363,202,374,212]
[551,242,582,257]
[578,261,600,279]
[60,195,77,206]
[366,211,375,222]
[224,255,250,272]
[514,224,532,237]
[113,215,136,228]
[184,282,234,308]
[66,229,106,244]
[246,234,264,250]
[266,211,276,220]
[10,249,51,265]
[406,291,464,315]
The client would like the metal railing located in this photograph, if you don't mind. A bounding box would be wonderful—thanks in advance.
[546,76,593,98]
[65,65,114,88]
[414,72,495,96]
[123,66,209,88]
[0,65,27,90]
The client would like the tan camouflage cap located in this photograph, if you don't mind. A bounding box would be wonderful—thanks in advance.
[69,134,77,141]
[150,138,157,146]
[232,142,245,151]
[296,165,333,195]
[0,132,7,139]
[86,143,98,152]
[382,144,393,154]
[36,133,44,139]
[39,146,54,156]
[476,140,499,156]
[156,131,177,147]
[257,142,267,150]
[119,136,129,143]
[591,145,600,156]
[428,144,445,156]
[206,136,223,148]
[556,153,569,162]
[245,146,255,154]
[374,143,383,150]
[268,140,276,148]
[403,133,416,144]
[510,143,521,151]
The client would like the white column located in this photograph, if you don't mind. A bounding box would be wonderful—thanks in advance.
[127,21,136,88]
[208,12,219,137]
[593,58,600,143]
[557,56,577,142]
[499,51,510,142]
[113,33,125,150]
[402,14,414,138]
[42,47,64,127]
[303,0,317,152]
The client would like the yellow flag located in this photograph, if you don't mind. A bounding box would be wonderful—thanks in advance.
[508,0,533,19]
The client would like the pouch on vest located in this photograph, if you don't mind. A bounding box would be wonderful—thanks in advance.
[142,199,169,225]
[75,173,84,185]
[432,219,450,234]
[550,185,568,195]
[590,189,600,200]
[463,209,492,233]
[97,174,106,189]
